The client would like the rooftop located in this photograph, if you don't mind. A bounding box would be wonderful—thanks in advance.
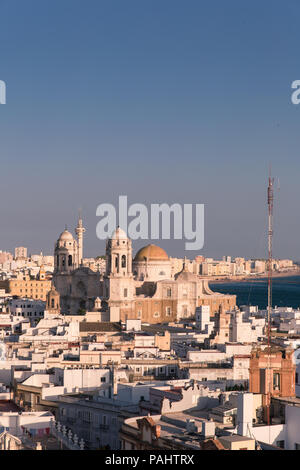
[79,322,122,333]
[0,400,21,412]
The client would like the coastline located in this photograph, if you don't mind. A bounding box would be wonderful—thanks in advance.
[208,270,300,284]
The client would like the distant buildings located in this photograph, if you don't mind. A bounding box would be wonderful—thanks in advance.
[198,257,297,277]
[14,247,27,260]
[0,276,51,301]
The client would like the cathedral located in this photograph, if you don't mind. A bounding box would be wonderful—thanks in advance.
[52,217,236,323]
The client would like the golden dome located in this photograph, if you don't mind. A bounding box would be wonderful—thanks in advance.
[134,244,169,262]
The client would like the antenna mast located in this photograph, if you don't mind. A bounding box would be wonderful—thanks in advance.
[266,169,274,425]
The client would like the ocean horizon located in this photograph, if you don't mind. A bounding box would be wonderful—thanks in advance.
[210,275,300,310]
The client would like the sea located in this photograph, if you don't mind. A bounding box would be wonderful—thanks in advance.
[210,275,300,310]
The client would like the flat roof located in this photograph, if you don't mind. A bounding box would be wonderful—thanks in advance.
[219,435,254,442]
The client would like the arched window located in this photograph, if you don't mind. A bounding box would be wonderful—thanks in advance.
[115,255,119,269]
[122,255,126,268]
[51,298,55,309]
[68,255,72,266]
[62,256,65,267]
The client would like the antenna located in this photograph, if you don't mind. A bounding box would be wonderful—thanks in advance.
[266,168,274,426]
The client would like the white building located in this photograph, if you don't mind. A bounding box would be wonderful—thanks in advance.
[8,298,45,323]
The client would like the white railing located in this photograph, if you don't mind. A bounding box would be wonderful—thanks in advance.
[50,421,85,450]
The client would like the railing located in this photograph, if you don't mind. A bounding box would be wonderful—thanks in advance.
[50,421,85,450]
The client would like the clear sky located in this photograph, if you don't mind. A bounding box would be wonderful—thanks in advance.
[0,0,300,260]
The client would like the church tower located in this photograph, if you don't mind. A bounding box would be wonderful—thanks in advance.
[104,227,135,321]
[39,265,46,280]
[106,226,132,278]
[54,228,78,273]
[45,285,60,315]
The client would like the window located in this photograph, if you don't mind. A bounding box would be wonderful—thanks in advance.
[276,440,284,449]
[122,255,126,268]
[167,288,172,297]
[101,377,106,383]
[124,288,128,298]
[273,373,280,391]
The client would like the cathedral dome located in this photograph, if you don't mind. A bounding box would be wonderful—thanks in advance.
[58,229,74,242]
[111,226,127,240]
[134,244,169,262]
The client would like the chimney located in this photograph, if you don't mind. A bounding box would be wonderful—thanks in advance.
[202,420,215,438]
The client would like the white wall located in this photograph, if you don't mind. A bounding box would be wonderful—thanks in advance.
[285,404,300,450]
[117,383,154,403]
[186,350,226,362]
[251,424,285,446]
[63,368,110,390]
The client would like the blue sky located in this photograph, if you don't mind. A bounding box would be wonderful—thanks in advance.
[0,0,300,259]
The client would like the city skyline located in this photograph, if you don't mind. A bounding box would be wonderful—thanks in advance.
[1,1,300,453]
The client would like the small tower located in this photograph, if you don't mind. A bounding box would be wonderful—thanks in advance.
[75,210,86,267]
[249,346,295,423]
[46,285,60,315]
[39,265,46,280]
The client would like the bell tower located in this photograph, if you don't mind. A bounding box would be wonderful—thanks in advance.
[105,226,132,278]
[45,285,60,315]
[54,228,78,273]
[104,227,135,321]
